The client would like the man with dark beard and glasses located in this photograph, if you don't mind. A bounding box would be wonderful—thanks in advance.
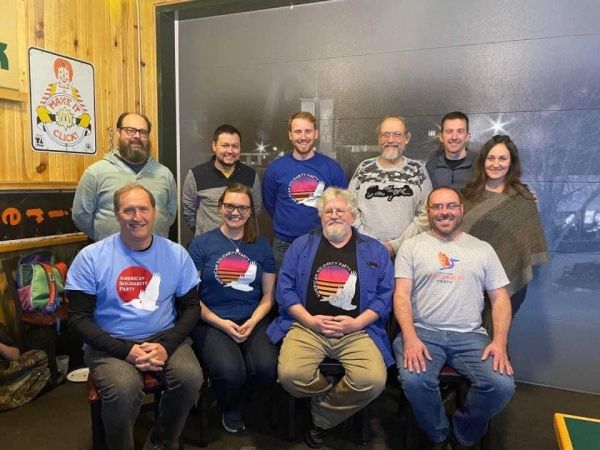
[348,115,432,255]
[392,186,515,450]
[267,187,394,449]
[73,112,177,241]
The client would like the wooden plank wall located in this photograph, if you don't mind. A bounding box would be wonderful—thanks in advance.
[0,0,186,190]
[0,0,188,324]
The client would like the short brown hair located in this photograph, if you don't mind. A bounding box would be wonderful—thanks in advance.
[288,111,317,131]
[113,183,156,212]
[440,111,469,133]
[218,183,259,243]
[426,186,463,207]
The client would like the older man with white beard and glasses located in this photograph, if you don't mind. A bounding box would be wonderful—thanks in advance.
[393,186,515,450]
[348,115,432,255]
[73,112,177,241]
[267,187,394,449]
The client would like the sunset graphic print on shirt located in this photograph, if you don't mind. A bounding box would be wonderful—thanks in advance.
[214,252,256,292]
[313,262,357,311]
[288,173,325,208]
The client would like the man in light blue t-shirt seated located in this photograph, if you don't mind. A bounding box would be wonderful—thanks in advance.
[393,186,515,450]
[67,183,202,450]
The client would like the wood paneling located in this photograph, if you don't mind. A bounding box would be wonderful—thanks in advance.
[0,0,188,325]
[0,0,186,189]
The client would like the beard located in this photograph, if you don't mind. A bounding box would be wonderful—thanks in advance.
[429,213,463,237]
[118,138,150,164]
[323,221,351,244]
[380,144,403,161]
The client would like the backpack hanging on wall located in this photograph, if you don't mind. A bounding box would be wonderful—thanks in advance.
[16,251,67,314]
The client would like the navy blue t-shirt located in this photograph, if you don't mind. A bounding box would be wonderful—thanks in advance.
[187,228,276,321]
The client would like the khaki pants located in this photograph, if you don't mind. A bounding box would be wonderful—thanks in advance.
[278,323,387,429]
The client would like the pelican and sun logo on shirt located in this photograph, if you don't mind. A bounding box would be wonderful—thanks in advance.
[314,262,358,311]
[431,251,464,284]
[288,173,325,208]
[213,251,257,292]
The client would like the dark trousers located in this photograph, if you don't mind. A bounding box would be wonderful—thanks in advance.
[191,318,277,414]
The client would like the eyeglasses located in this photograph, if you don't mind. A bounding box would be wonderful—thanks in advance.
[379,131,406,139]
[323,208,350,217]
[119,127,150,138]
[222,203,251,214]
[428,202,462,211]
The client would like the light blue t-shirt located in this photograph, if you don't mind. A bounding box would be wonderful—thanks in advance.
[66,234,200,341]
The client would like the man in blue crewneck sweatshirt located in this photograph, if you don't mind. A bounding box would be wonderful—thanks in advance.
[262,111,347,268]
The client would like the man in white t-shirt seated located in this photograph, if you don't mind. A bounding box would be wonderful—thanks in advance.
[393,186,515,450]
[67,183,202,450]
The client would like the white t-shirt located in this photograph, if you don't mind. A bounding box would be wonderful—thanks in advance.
[395,232,508,333]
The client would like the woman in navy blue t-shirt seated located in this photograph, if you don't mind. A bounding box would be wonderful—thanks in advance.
[188,183,277,434]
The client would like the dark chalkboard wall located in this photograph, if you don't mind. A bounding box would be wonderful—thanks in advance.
[175,0,600,393]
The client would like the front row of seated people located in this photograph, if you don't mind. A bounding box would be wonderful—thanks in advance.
[66,181,515,450]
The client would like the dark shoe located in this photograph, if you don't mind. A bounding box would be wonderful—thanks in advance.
[449,432,476,449]
[222,411,245,433]
[428,438,449,450]
[305,424,327,449]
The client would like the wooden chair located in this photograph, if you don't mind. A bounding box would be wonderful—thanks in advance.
[2,255,68,381]
[283,357,371,446]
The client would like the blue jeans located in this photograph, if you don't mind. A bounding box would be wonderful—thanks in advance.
[272,237,291,271]
[85,340,203,450]
[191,319,277,414]
[393,328,515,445]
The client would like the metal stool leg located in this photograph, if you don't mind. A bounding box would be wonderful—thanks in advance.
[358,407,370,445]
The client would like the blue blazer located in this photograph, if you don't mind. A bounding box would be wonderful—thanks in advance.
[267,227,395,366]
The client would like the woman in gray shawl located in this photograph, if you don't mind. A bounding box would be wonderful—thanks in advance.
[462,135,548,316]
